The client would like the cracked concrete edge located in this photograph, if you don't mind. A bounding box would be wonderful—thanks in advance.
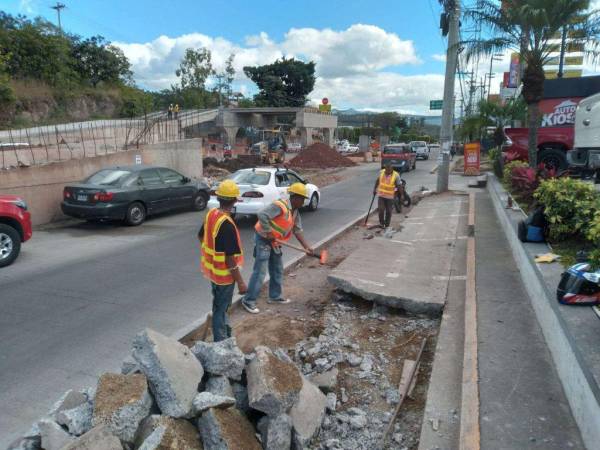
[326,274,444,317]
[488,175,600,450]
[169,210,371,343]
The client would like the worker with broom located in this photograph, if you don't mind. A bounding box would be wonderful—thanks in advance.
[374,161,403,229]
[241,182,315,314]
[199,179,247,341]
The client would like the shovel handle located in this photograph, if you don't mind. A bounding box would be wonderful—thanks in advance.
[275,239,318,258]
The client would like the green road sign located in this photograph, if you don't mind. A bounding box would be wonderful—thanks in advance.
[430,100,443,110]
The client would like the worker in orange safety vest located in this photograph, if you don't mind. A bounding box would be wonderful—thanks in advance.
[241,182,314,314]
[373,161,402,228]
[199,179,247,341]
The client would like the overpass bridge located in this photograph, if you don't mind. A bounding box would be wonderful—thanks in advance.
[0,107,337,169]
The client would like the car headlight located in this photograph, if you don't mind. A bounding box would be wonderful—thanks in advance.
[11,199,28,211]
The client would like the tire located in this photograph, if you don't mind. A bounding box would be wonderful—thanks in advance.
[0,224,21,268]
[308,193,319,211]
[538,148,568,171]
[403,192,412,208]
[394,196,402,213]
[124,202,146,226]
[192,192,208,211]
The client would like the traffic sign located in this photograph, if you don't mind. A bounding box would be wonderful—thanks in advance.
[322,97,329,105]
[430,100,443,110]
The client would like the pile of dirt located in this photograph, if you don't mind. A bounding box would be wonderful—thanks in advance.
[289,143,356,169]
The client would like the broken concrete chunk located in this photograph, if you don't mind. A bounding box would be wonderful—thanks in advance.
[6,436,40,450]
[246,346,302,416]
[231,382,250,414]
[38,419,75,450]
[191,337,245,381]
[289,376,327,448]
[61,425,122,450]
[326,393,337,413]
[257,414,292,450]
[192,392,235,415]
[197,408,261,450]
[92,373,153,444]
[48,390,88,419]
[136,417,202,450]
[309,367,338,393]
[132,328,204,418]
[346,353,362,367]
[120,355,139,375]
[57,401,93,436]
[205,375,234,398]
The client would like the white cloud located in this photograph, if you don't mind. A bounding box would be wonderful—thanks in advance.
[115,25,435,111]
[432,53,446,62]
[19,0,35,14]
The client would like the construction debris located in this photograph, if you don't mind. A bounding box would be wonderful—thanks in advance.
[289,143,356,169]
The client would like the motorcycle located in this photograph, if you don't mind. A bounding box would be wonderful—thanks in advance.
[394,179,411,213]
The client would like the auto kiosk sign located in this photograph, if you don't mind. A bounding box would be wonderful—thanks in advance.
[540,98,583,127]
[464,142,481,176]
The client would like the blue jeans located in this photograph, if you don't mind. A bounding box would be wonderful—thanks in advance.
[243,233,284,307]
[212,282,235,342]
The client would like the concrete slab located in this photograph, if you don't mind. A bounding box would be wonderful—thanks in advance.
[328,195,468,316]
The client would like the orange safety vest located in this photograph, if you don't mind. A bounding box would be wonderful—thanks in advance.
[201,208,244,285]
[377,169,399,199]
[255,199,295,242]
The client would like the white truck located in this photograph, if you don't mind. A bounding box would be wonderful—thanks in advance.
[567,93,600,179]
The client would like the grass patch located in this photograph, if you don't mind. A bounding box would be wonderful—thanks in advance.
[548,239,592,268]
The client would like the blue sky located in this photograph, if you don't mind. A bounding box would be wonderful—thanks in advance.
[4,0,458,114]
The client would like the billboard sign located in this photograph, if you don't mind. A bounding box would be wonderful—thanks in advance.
[540,98,583,127]
[464,142,481,176]
[508,53,520,88]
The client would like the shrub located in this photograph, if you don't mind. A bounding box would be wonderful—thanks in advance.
[502,160,528,190]
[534,178,598,241]
[509,164,557,206]
[488,147,503,178]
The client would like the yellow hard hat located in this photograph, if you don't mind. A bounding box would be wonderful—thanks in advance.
[215,179,240,199]
[288,182,308,198]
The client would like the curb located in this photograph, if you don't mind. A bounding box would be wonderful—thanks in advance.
[459,193,480,450]
[170,209,371,342]
[488,175,600,450]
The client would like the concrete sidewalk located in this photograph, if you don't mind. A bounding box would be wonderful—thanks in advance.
[475,191,583,449]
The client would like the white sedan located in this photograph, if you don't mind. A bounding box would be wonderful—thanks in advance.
[207,167,321,216]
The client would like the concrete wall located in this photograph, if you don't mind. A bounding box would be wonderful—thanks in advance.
[0,138,203,227]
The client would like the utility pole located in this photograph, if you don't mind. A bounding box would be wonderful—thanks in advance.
[557,25,568,78]
[51,2,66,32]
[438,0,460,192]
[486,54,503,99]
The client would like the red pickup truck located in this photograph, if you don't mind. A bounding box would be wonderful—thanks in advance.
[0,194,32,267]
[502,127,574,170]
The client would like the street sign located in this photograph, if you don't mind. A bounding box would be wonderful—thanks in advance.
[322,97,329,105]
[319,104,332,112]
[430,100,443,110]
[135,155,142,165]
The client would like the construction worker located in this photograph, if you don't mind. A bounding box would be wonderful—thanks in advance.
[199,179,247,341]
[174,103,180,119]
[241,183,314,314]
[374,161,402,228]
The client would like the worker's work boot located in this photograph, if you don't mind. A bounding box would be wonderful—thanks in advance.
[241,300,260,314]
[267,298,291,304]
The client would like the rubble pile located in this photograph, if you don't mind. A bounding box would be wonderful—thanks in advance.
[8,331,328,450]
[289,143,356,169]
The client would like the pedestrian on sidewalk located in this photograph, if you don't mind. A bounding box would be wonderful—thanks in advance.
[199,180,247,342]
[168,104,173,119]
[241,183,314,314]
[374,161,402,228]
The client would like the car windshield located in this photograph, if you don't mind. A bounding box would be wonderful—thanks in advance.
[85,169,132,186]
[383,146,406,154]
[412,142,427,148]
[230,170,271,185]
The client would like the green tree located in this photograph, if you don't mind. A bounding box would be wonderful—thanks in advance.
[176,47,214,90]
[243,57,316,107]
[213,53,235,106]
[465,0,600,167]
[72,36,132,87]
[373,112,407,136]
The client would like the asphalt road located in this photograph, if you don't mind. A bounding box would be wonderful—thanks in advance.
[0,155,439,446]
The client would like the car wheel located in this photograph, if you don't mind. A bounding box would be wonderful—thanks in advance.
[124,202,146,226]
[308,193,319,211]
[193,192,209,211]
[538,148,568,171]
[0,224,21,268]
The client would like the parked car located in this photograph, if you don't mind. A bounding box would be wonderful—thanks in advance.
[429,143,440,151]
[287,142,302,153]
[61,165,210,226]
[381,144,416,172]
[502,127,574,170]
[207,167,321,216]
[409,141,430,160]
[0,195,32,267]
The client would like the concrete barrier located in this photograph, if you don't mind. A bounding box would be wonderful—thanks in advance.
[0,139,204,226]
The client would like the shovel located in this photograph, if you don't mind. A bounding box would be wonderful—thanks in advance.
[275,240,329,265]
[364,192,376,226]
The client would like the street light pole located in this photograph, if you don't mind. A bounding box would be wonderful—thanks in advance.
[438,0,460,192]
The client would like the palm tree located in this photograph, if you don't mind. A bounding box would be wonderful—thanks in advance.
[464,0,600,167]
